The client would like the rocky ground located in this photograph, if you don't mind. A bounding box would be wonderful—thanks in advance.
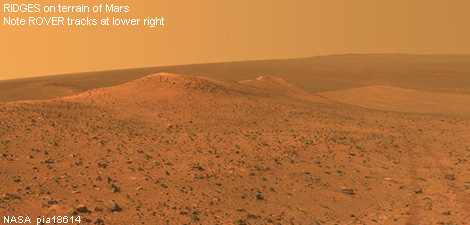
[0,73,469,224]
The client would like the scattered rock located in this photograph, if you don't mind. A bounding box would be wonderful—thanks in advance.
[107,201,121,212]
[246,214,261,219]
[68,208,78,216]
[3,193,21,200]
[192,164,205,171]
[47,200,58,205]
[341,188,355,195]
[166,124,174,130]
[442,211,451,215]
[237,220,247,225]
[444,174,455,181]
[190,212,200,221]
[310,219,322,225]
[97,162,107,168]
[76,205,90,213]
[109,184,119,193]
[423,197,433,210]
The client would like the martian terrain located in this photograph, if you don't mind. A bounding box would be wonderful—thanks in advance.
[1,55,469,225]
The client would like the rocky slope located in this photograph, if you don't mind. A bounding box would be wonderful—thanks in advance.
[0,73,469,225]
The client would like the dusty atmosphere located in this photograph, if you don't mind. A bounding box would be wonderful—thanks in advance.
[3,0,470,223]
[0,61,469,224]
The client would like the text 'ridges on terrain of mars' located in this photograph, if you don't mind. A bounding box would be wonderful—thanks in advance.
[3,3,165,27]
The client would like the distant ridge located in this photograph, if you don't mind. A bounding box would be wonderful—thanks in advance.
[320,85,470,116]
[64,73,325,107]
[1,54,470,102]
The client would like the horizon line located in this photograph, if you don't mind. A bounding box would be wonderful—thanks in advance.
[2,52,470,82]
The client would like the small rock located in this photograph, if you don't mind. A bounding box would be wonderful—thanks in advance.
[444,174,455,181]
[237,220,247,225]
[47,200,58,205]
[414,188,423,194]
[107,201,121,212]
[109,184,119,193]
[166,124,174,130]
[97,162,107,168]
[341,188,355,195]
[76,205,90,213]
[192,164,205,171]
[68,208,78,215]
[3,193,21,200]
[423,197,433,210]
[246,214,261,219]
[310,219,321,225]
[442,211,451,215]
[191,213,200,221]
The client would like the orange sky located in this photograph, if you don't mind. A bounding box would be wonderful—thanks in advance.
[1,0,470,80]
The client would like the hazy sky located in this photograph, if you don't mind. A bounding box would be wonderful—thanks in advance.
[1,0,470,80]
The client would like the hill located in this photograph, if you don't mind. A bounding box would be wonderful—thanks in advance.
[1,73,469,224]
[2,54,470,102]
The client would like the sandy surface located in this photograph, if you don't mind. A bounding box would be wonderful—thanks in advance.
[0,73,469,224]
[320,85,470,117]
